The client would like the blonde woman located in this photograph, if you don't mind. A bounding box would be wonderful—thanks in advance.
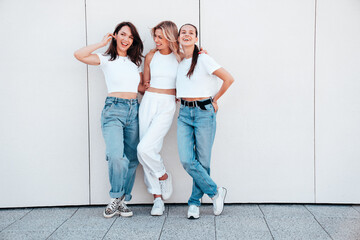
[137,21,181,216]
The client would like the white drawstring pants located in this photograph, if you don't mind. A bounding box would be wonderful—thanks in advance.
[137,91,176,195]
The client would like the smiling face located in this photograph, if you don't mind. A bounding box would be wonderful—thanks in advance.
[115,25,134,55]
[154,28,170,51]
[178,24,198,47]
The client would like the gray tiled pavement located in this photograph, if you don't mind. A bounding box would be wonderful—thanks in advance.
[0,204,360,240]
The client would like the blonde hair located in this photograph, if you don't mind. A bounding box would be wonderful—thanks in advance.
[152,21,181,62]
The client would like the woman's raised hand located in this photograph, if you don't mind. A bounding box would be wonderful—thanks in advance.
[101,33,114,47]
[198,47,208,55]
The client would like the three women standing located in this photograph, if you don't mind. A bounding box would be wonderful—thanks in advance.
[74,21,234,219]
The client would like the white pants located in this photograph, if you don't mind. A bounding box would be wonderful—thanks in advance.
[137,91,176,195]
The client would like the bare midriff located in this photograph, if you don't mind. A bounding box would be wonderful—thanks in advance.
[108,92,138,99]
[147,87,176,96]
[182,97,210,101]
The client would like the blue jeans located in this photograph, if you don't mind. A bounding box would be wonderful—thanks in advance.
[177,99,218,206]
[101,97,139,201]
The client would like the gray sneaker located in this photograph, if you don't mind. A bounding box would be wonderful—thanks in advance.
[103,197,123,218]
[118,201,133,217]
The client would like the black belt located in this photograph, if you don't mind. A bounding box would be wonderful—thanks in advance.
[181,99,212,110]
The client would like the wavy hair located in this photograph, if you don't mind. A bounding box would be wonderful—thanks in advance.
[104,22,143,67]
[152,21,181,62]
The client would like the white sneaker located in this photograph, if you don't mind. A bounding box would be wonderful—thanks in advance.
[151,198,165,216]
[160,172,173,200]
[212,187,227,216]
[103,197,123,218]
[187,205,200,219]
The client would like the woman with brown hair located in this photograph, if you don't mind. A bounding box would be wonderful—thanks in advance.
[74,22,144,218]
[176,23,234,219]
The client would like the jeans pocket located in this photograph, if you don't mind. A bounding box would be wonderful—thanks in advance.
[103,102,114,114]
[101,103,115,126]
[202,103,214,112]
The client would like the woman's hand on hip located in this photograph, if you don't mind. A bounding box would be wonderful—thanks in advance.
[212,101,218,113]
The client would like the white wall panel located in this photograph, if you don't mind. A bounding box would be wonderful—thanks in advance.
[201,0,315,203]
[1,0,359,208]
[315,0,360,203]
[0,0,89,207]
[87,0,199,204]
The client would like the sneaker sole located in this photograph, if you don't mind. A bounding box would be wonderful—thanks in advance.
[151,211,164,216]
[187,215,199,219]
[120,211,133,217]
[103,210,119,218]
[214,187,227,216]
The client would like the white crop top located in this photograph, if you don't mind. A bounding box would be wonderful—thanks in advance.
[96,53,141,93]
[149,51,178,89]
[176,54,221,98]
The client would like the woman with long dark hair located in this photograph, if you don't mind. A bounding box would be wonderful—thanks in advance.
[74,22,144,218]
[176,24,234,219]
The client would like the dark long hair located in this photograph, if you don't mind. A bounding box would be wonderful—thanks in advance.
[179,23,199,78]
[104,22,143,67]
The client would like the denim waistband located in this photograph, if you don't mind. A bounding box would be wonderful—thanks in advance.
[105,96,138,104]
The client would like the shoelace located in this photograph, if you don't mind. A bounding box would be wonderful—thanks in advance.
[107,198,121,211]
[160,180,167,190]
[190,205,197,211]
[154,199,163,208]
[119,202,130,211]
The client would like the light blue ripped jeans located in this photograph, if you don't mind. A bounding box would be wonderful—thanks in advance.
[177,99,218,206]
[101,97,139,201]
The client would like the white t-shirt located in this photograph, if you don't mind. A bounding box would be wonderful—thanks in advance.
[97,53,141,93]
[176,54,221,98]
[149,51,178,89]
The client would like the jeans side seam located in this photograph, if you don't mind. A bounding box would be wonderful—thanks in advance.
[192,156,216,197]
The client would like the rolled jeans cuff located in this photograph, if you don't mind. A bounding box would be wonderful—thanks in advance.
[109,191,124,199]
[125,194,132,202]
[208,191,217,199]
